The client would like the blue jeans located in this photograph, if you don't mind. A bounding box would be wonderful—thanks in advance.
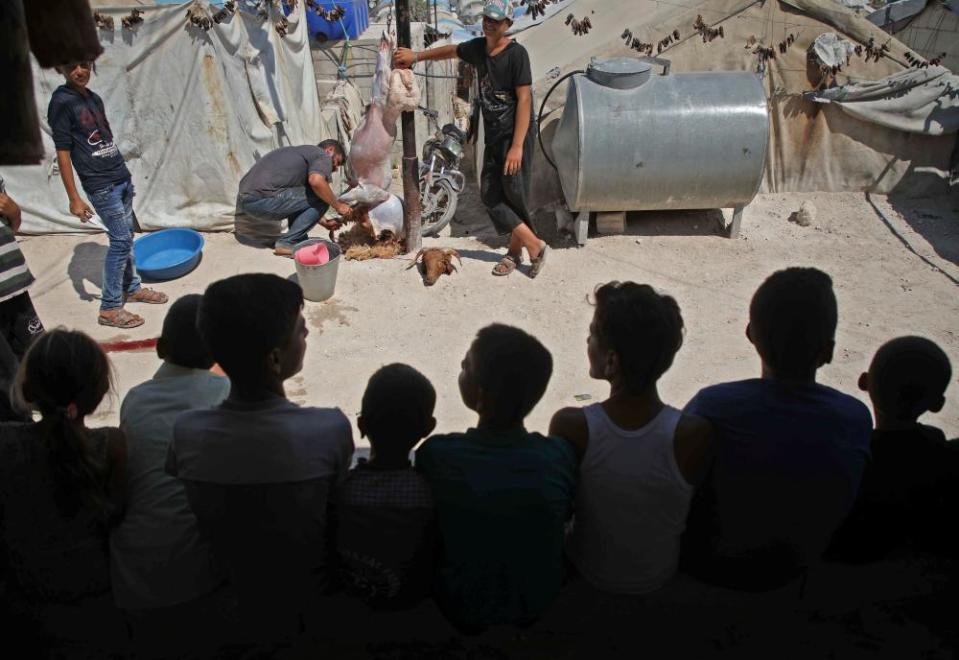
[88,179,141,311]
[239,187,329,248]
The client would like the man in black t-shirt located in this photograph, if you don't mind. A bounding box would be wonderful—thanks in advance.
[394,0,550,279]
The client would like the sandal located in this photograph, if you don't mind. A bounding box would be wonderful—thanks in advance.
[125,287,168,304]
[98,309,145,329]
[492,252,522,277]
[529,243,550,279]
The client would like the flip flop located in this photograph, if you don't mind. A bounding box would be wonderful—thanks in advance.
[492,253,522,277]
[98,309,145,329]
[529,243,550,279]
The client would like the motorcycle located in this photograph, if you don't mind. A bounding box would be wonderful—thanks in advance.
[418,108,467,237]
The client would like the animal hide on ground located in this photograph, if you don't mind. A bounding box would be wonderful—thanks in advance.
[336,222,402,261]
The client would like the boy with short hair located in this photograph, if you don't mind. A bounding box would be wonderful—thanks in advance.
[335,363,437,610]
[416,324,577,633]
[111,294,230,657]
[551,281,712,594]
[829,336,956,560]
[48,60,167,329]
[681,267,872,590]
[167,274,353,645]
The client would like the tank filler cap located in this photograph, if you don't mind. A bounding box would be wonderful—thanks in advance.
[586,58,652,89]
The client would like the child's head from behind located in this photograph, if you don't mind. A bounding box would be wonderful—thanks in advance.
[862,336,951,424]
[158,294,214,370]
[198,274,306,389]
[15,329,112,421]
[748,267,837,380]
[459,324,552,429]
[360,364,436,462]
[589,281,684,394]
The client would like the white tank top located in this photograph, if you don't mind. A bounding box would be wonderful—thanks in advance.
[566,403,693,594]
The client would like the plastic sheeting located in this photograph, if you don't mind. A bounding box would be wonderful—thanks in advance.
[3,1,325,235]
[810,66,959,135]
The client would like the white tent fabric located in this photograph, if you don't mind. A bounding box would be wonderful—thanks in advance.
[810,66,959,135]
[3,1,324,235]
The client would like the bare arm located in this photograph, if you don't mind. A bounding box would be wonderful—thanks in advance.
[56,150,93,221]
[673,413,714,486]
[549,406,589,458]
[393,44,459,69]
[0,193,22,233]
[504,86,532,176]
[308,172,350,216]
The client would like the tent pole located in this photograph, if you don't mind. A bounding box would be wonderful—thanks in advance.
[396,0,422,253]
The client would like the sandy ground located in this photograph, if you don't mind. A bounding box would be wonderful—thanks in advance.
[18,187,959,444]
[13,179,959,658]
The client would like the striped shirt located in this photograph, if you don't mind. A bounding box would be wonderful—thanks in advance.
[0,179,34,303]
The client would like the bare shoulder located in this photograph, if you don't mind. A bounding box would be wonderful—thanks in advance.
[549,406,589,456]
[673,413,713,485]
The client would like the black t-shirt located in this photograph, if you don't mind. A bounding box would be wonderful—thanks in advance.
[47,85,131,195]
[828,424,959,561]
[456,38,533,140]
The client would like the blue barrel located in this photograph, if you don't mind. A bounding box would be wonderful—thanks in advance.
[306,0,369,41]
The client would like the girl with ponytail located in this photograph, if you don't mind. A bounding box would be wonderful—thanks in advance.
[0,329,127,652]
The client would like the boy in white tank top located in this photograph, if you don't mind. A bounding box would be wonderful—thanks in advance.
[550,282,711,594]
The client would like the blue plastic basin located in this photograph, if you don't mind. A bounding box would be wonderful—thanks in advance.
[133,228,204,281]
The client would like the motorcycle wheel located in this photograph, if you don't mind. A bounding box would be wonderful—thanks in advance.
[421,178,458,237]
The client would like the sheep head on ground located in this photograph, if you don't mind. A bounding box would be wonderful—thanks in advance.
[406,248,462,286]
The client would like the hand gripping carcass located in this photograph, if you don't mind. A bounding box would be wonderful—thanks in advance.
[339,31,421,238]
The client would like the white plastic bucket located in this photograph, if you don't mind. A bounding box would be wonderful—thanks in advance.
[293,238,341,302]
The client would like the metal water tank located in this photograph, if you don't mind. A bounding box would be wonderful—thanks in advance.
[551,58,769,214]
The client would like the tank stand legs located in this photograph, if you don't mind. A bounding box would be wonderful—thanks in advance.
[726,205,744,239]
[574,211,590,246]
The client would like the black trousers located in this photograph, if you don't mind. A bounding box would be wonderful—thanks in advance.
[0,292,44,421]
[480,128,535,236]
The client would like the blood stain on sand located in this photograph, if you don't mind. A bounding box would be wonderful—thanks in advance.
[308,301,357,333]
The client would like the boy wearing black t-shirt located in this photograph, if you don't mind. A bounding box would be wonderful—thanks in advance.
[48,61,167,329]
[394,0,550,279]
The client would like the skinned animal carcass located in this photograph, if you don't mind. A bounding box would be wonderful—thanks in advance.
[339,31,420,234]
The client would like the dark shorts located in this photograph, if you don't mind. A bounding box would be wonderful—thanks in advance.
[480,129,535,236]
[0,292,43,422]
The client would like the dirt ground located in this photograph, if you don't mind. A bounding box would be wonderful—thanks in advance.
[14,177,959,658]
[18,186,959,442]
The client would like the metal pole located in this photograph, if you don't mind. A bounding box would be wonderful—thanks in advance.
[395,0,422,253]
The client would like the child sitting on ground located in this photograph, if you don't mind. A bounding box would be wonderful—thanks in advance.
[335,363,437,610]
[167,273,353,648]
[111,294,231,658]
[416,324,577,633]
[681,267,872,591]
[829,336,956,561]
[551,281,711,594]
[0,329,127,654]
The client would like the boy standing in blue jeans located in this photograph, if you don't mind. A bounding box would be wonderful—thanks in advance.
[49,61,166,329]
[416,324,577,633]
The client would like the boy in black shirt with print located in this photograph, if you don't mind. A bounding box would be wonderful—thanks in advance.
[48,61,167,329]
[394,0,550,278]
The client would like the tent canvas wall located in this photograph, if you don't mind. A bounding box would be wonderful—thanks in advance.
[3,1,325,234]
